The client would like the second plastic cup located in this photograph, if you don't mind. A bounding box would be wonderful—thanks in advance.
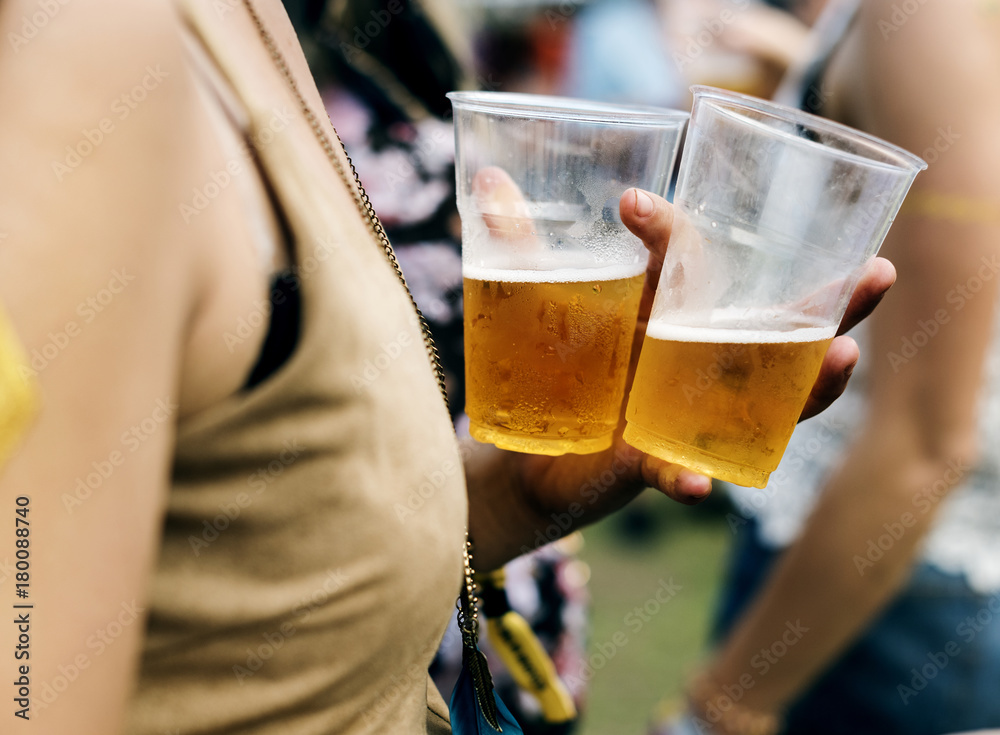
[624,86,926,487]
[448,92,688,455]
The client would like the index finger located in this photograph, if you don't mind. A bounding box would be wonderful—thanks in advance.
[471,166,537,246]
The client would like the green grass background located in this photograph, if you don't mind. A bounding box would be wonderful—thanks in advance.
[575,491,734,735]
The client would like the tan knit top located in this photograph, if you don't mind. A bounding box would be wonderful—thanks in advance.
[125,2,466,733]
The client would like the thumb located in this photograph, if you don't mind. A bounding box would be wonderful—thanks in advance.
[620,188,675,266]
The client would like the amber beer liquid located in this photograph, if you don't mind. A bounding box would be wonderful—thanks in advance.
[624,320,835,488]
[463,263,645,455]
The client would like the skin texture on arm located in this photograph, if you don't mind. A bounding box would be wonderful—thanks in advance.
[0,1,275,731]
[698,0,1000,719]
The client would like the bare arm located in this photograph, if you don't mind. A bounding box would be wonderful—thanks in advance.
[0,3,209,732]
[696,0,1000,720]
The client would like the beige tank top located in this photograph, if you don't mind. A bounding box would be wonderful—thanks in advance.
[125,2,465,733]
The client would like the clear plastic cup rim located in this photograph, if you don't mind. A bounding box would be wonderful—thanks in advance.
[690,85,928,173]
[447,91,690,127]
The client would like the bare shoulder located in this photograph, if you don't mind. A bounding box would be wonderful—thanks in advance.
[0,0,215,414]
[0,0,305,418]
[0,0,207,306]
[0,0,188,102]
[0,0,201,228]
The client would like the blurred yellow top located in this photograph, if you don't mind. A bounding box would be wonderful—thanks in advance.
[0,306,36,467]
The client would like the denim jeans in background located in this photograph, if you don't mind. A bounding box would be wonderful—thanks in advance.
[712,520,1000,735]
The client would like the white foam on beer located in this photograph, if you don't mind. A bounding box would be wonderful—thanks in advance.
[463,262,646,284]
[644,320,837,344]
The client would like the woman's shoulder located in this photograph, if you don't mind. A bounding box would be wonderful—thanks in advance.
[0,0,203,186]
[2,0,188,77]
[0,0,225,400]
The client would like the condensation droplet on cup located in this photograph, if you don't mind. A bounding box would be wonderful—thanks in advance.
[711,221,718,229]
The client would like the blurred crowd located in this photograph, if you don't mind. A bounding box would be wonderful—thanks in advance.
[284,1,1000,734]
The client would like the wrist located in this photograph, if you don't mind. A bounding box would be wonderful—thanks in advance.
[464,441,548,570]
[685,669,782,735]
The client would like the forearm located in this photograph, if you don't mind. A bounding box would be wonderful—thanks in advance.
[703,431,965,717]
[463,440,542,572]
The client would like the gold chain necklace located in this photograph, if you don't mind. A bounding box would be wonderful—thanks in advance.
[238,2,502,729]
[239,0,448,406]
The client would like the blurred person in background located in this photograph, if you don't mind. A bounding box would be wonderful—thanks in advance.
[658,0,805,100]
[472,0,684,109]
[470,0,576,95]
[655,1,1000,733]
[561,0,684,108]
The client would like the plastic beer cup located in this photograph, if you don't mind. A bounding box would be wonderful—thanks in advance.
[448,92,688,455]
[624,86,926,487]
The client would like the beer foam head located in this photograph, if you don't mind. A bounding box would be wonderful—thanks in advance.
[644,320,837,344]
[463,262,647,284]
